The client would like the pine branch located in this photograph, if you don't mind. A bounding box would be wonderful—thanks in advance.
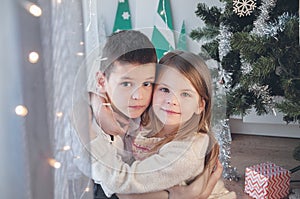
[253,96,271,115]
[190,25,219,41]
[282,78,300,101]
[269,0,299,20]
[276,99,300,124]
[195,3,222,27]
[221,1,258,32]
[276,100,300,117]
[226,87,253,116]
[251,56,276,79]
[202,40,220,62]
[231,32,269,62]
[221,51,242,88]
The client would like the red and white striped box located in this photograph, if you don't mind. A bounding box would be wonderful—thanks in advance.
[244,162,290,199]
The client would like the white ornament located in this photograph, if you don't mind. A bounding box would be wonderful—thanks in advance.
[122,11,130,20]
[233,0,256,17]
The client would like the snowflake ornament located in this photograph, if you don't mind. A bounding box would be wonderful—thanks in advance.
[233,0,256,17]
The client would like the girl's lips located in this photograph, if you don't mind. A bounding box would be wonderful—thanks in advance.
[161,108,180,115]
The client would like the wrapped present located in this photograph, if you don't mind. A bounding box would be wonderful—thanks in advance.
[244,162,290,199]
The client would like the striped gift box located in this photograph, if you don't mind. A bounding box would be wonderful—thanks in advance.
[244,162,291,199]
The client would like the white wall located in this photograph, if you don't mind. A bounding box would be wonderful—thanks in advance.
[0,1,27,198]
[230,111,300,139]
[96,0,224,51]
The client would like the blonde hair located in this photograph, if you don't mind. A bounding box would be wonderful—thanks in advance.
[144,50,219,170]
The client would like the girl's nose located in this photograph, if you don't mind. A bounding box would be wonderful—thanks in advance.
[166,94,178,105]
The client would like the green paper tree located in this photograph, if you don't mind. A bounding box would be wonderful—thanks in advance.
[190,0,300,124]
[113,0,132,32]
[151,0,175,59]
[177,21,187,50]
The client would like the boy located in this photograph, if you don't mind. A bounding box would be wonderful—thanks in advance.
[76,30,221,199]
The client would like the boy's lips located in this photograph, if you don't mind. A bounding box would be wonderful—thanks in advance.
[128,105,146,109]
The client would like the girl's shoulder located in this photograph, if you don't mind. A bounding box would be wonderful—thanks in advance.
[193,132,209,142]
[186,132,209,150]
[159,133,209,157]
[161,132,209,146]
[180,132,209,143]
[190,133,210,159]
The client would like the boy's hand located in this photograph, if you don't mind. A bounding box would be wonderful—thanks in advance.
[168,160,223,199]
[90,92,129,136]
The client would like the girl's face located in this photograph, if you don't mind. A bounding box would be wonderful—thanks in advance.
[152,67,203,126]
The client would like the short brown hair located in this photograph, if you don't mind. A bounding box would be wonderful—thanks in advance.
[100,30,157,79]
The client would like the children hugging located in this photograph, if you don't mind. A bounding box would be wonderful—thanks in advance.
[75,30,236,199]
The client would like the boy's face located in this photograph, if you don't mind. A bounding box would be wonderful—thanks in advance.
[104,62,156,119]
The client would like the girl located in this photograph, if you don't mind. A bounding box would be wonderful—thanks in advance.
[87,50,236,198]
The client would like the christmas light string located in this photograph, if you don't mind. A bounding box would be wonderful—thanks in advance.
[19,1,93,197]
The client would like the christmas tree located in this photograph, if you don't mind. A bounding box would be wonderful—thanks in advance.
[190,0,300,124]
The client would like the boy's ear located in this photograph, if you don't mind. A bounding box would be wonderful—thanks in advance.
[196,98,206,114]
[96,71,106,93]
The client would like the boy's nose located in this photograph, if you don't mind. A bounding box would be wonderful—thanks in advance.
[131,87,143,100]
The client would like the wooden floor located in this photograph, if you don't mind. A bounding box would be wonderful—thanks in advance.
[223,134,300,198]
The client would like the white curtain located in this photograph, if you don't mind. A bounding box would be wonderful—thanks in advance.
[0,0,94,198]
[40,0,93,198]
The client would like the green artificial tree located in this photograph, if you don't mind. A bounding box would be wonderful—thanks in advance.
[190,0,299,124]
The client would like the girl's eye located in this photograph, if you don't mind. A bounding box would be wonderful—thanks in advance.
[159,87,170,93]
[181,92,191,97]
[120,82,132,87]
[143,82,153,87]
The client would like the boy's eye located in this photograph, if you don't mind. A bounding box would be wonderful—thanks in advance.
[159,87,170,93]
[181,92,191,97]
[120,82,132,87]
[143,82,153,87]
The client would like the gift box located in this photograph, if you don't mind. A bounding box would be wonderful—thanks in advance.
[244,162,290,199]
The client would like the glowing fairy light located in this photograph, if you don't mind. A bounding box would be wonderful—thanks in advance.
[74,156,80,159]
[62,145,71,151]
[15,105,28,117]
[84,187,90,192]
[48,158,61,169]
[56,112,63,118]
[76,52,84,56]
[28,52,39,63]
[80,41,84,45]
[28,4,42,17]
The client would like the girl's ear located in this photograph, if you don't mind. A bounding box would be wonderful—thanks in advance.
[196,98,206,114]
[96,71,107,94]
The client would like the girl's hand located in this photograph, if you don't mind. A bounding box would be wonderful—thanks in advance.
[168,160,223,199]
[90,92,128,136]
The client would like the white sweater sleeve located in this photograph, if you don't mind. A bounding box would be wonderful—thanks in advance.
[89,133,209,194]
